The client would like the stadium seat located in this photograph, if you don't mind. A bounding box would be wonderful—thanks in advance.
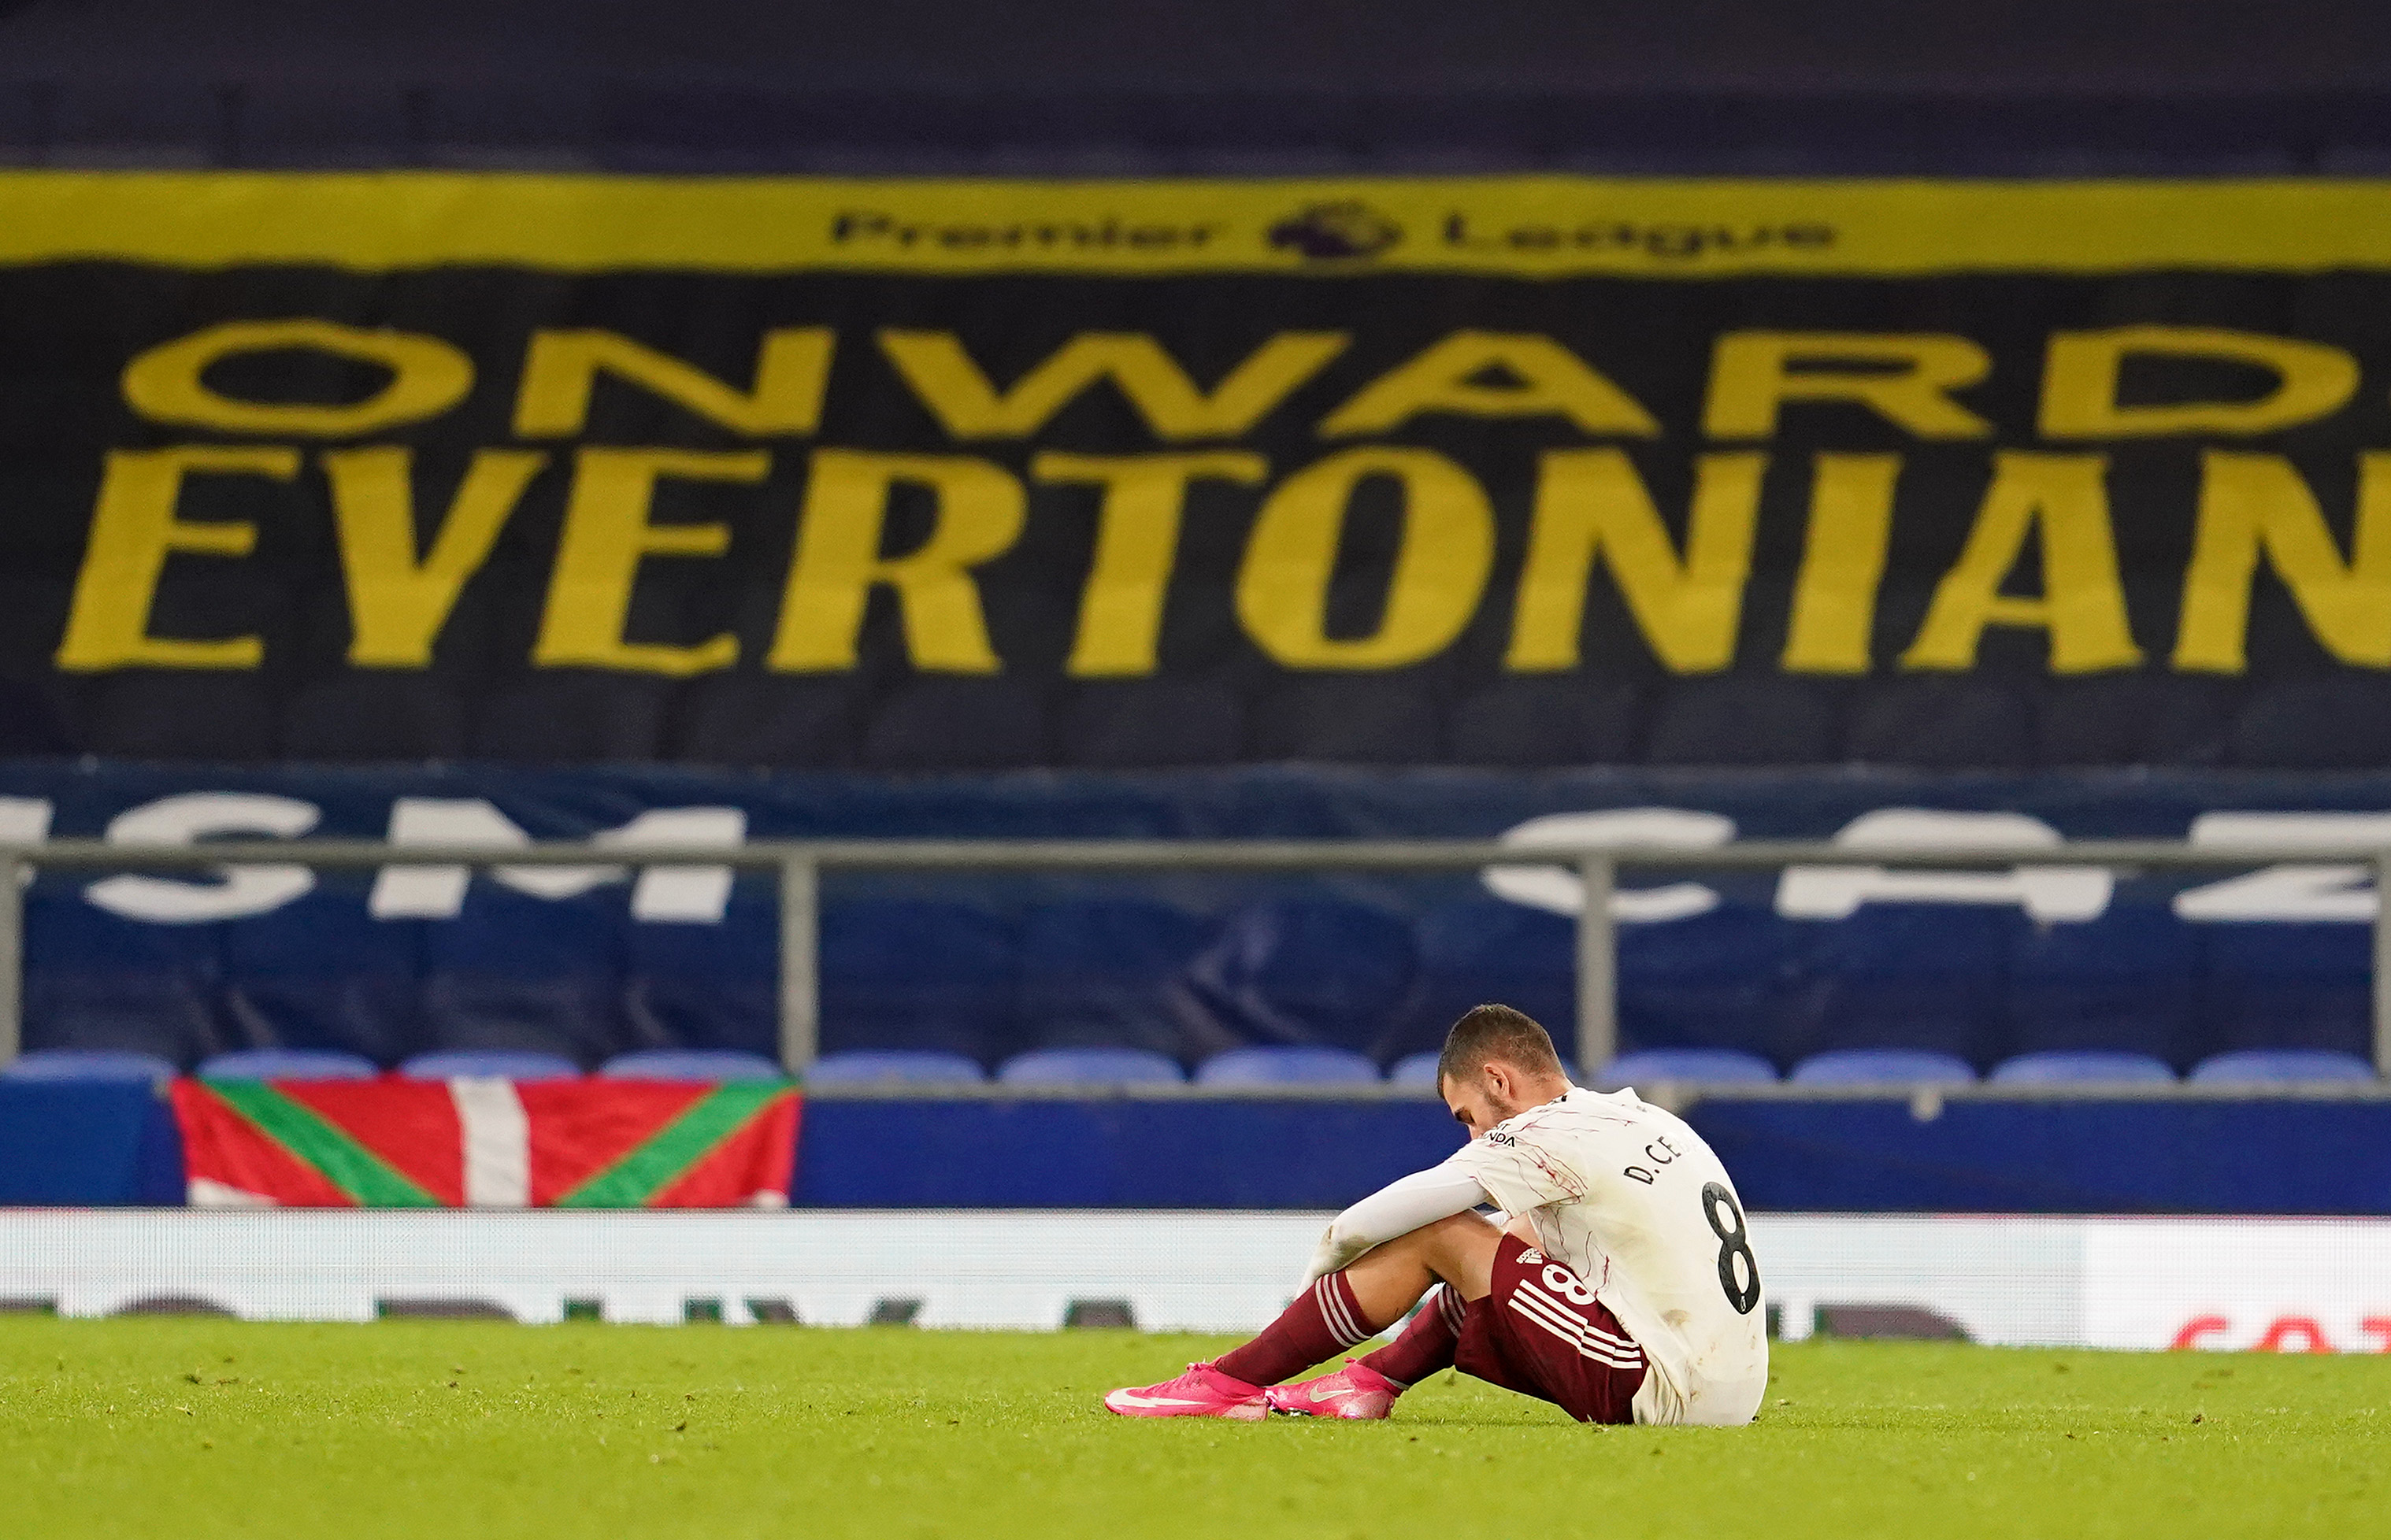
[2199,922,2371,1059]
[1844,677,2033,769]
[2188,1049,2378,1085]
[819,900,1020,1062]
[78,672,279,761]
[1444,678,1641,767]
[398,1049,582,1081]
[2039,674,2234,766]
[280,675,469,762]
[421,887,627,1064]
[1184,898,1417,1056]
[862,679,1050,770]
[1789,1049,1978,1086]
[675,675,868,768]
[222,888,423,1064]
[0,1049,180,1083]
[1059,680,1247,767]
[1646,676,1839,765]
[1618,901,1801,1061]
[1392,898,1576,1064]
[598,1049,785,1080]
[2004,903,2196,1063]
[21,889,225,1065]
[1195,1046,1382,1087]
[195,1048,380,1080]
[470,672,673,763]
[1388,1049,1589,1088]
[805,1049,988,1087]
[1592,1048,1779,1088]
[995,1047,1187,1086]
[1015,900,1210,1057]
[624,882,777,1058]
[2228,676,2391,768]
[1988,1050,2177,1084]
[1248,678,1444,763]
[1792,905,2020,1065]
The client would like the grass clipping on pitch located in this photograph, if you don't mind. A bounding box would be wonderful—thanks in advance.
[0,1319,2381,1539]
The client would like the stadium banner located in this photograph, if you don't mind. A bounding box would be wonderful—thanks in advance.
[9,760,2391,1076]
[10,176,2391,768]
[169,1077,800,1209]
[0,1209,2385,1351]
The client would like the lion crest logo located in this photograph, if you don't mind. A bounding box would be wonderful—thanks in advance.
[1266,201,1403,261]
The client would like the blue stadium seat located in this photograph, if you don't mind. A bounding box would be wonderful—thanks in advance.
[1618,901,1800,1060]
[676,675,867,768]
[1646,676,1839,765]
[280,675,468,762]
[625,883,777,1058]
[1385,1051,1442,1089]
[1185,899,1417,1055]
[1016,899,1210,1057]
[1989,1050,2177,1084]
[805,1049,988,1087]
[1445,679,1640,767]
[820,900,1020,1061]
[1790,1049,1978,1086]
[222,888,422,1064]
[862,679,1050,770]
[470,672,673,763]
[1795,905,2020,1064]
[1060,680,1247,768]
[1249,679,1444,763]
[2005,904,2196,1063]
[1388,898,1575,1065]
[1844,678,2033,770]
[1592,1048,1778,1088]
[996,1047,1187,1087]
[1196,1046,1381,1087]
[421,887,627,1064]
[398,1049,582,1081]
[599,1049,785,1080]
[2189,1049,2378,1085]
[196,1049,380,1080]
[2199,922,2371,1059]
[0,1049,180,1083]
[21,889,224,1065]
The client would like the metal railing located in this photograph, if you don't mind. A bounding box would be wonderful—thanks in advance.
[1,836,2386,1089]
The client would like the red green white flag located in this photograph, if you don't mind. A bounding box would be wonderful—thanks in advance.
[170,1077,800,1209]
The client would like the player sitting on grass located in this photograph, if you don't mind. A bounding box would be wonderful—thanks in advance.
[1104,1005,1767,1427]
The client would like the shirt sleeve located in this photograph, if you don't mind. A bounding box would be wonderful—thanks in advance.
[1442,1123,1587,1220]
[1303,1163,1491,1283]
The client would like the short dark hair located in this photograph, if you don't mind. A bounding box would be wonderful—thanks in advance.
[1435,1004,1564,1090]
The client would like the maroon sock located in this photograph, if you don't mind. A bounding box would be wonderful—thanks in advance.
[1215,1272,1377,1386]
[1359,1284,1468,1389]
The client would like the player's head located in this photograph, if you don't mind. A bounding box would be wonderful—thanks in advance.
[1435,1003,1572,1135]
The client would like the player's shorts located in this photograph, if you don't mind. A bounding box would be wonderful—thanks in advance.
[1453,1234,1647,1425]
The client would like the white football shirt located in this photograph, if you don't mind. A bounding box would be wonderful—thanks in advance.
[1442,1086,1768,1426]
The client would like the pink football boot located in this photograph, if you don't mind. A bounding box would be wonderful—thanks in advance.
[1103,1361,1269,1420]
[1264,1360,1401,1420]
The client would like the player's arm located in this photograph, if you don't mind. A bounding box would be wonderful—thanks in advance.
[1303,1161,1492,1282]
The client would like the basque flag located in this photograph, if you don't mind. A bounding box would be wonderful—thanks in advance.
[170,1078,800,1208]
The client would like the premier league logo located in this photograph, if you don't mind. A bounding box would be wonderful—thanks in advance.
[1266,201,1403,261]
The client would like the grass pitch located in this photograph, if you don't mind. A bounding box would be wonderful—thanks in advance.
[1,1319,2382,1540]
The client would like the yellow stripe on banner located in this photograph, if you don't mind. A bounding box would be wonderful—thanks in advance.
[10,173,2391,276]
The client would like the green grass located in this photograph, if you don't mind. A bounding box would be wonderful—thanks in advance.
[0,1319,2382,1539]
